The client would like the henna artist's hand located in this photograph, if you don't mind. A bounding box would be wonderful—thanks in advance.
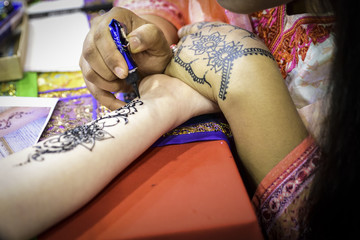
[80,7,173,110]
[165,22,277,106]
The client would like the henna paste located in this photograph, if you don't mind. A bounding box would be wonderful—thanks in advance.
[17,100,143,166]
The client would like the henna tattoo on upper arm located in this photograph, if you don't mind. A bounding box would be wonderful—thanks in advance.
[16,100,144,166]
[174,23,275,100]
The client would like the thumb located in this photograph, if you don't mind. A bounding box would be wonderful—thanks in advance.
[127,23,168,54]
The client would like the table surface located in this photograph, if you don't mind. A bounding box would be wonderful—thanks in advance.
[40,140,263,240]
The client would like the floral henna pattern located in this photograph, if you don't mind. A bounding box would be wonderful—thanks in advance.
[0,112,31,130]
[17,100,143,166]
[174,23,274,100]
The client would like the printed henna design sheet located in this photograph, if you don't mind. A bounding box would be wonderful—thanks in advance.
[0,97,58,158]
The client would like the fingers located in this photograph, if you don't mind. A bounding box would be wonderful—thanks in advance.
[85,79,126,111]
[82,19,129,81]
[92,18,131,79]
[127,24,172,74]
[128,24,168,54]
[80,56,131,91]
[80,7,152,110]
[80,56,129,110]
[86,7,149,80]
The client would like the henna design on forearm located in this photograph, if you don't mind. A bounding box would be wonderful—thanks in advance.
[174,23,275,100]
[16,100,144,166]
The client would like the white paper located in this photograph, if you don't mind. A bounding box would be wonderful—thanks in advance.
[24,12,90,72]
[0,97,58,159]
[0,96,58,108]
[26,0,84,15]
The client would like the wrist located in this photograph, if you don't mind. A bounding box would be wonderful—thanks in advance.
[139,75,191,129]
[139,74,218,129]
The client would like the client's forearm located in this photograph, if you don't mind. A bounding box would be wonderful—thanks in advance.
[0,102,169,239]
[0,75,216,240]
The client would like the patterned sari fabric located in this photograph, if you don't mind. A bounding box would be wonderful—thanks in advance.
[251,6,335,140]
[113,1,334,238]
[249,8,332,237]
[252,136,321,239]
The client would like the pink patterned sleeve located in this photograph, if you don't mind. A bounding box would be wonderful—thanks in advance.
[113,0,186,29]
[252,136,321,239]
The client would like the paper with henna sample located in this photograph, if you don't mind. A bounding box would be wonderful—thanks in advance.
[0,97,58,158]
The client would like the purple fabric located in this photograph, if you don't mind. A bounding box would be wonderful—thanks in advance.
[152,131,230,147]
[38,86,87,94]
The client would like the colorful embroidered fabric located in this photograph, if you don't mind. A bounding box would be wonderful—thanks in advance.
[153,113,232,147]
[252,136,320,239]
[0,81,17,96]
[251,6,334,140]
[37,72,97,140]
[251,6,334,109]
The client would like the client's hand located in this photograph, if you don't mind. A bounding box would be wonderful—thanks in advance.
[80,7,172,110]
[165,22,278,107]
[139,74,219,127]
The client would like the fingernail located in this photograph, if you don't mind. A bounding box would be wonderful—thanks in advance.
[178,27,183,37]
[115,67,126,79]
[128,36,141,52]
